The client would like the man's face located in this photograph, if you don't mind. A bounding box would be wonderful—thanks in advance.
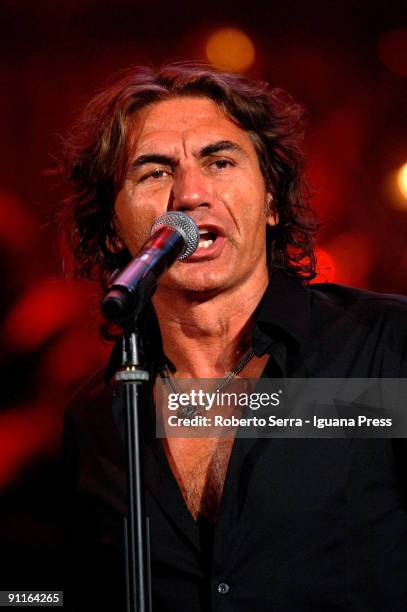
[114,96,276,298]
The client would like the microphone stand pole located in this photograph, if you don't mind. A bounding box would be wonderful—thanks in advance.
[115,327,152,612]
[101,212,199,611]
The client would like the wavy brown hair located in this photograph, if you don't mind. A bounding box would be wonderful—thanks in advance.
[57,62,317,286]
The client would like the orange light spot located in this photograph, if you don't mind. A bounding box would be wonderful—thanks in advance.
[385,163,407,210]
[205,28,255,72]
[397,163,407,200]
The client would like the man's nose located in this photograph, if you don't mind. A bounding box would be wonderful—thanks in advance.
[170,165,211,212]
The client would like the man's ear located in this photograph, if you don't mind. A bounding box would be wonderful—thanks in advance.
[266,193,278,227]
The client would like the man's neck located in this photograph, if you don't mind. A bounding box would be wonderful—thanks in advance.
[152,276,269,378]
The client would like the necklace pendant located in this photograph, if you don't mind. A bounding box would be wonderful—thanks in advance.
[176,404,203,418]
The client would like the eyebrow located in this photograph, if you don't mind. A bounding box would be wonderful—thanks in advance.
[129,153,176,169]
[129,140,246,172]
[198,140,245,158]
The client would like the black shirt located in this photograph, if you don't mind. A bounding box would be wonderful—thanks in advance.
[62,271,407,611]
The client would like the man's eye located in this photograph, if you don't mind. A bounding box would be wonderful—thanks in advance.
[211,159,234,170]
[140,168,171,182]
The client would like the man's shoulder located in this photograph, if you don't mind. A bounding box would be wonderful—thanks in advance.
[301,282,407,375]
[308,281,407,328]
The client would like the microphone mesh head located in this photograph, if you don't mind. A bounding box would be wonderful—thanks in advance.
[150,212,200,260]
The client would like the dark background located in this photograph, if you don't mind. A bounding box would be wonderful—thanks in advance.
[0,0,406,591]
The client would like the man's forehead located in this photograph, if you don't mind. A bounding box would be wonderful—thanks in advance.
[127,96,250,154]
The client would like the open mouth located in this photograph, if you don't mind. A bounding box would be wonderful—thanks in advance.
[198,229,218,249]
[184,223,225,261]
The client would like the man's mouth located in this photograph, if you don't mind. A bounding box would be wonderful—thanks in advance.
[198,229,218,249]
[184,223,225,261]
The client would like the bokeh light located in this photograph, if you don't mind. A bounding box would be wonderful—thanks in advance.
[385,162,407,210]
[378,29,407,76]
[205,28,255,72]
[397,162,407,200]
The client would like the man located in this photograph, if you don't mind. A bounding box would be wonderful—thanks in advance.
[60,63,407,611]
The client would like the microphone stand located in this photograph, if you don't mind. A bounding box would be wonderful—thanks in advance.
[115,326,152,612]
[101,212,199,612]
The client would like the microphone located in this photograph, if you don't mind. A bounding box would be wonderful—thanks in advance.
[101,211,199,321]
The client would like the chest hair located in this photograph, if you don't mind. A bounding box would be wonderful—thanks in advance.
[160,354,269,521]
[164,437,235,522]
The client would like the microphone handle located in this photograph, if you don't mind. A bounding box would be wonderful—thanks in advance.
[102,226,184,321]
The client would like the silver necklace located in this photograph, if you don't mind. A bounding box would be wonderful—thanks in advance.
[160,348,255,418]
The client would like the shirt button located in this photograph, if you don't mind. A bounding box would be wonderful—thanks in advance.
[217,582,230,595]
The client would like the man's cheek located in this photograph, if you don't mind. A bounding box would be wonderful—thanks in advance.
[115,208,149,254]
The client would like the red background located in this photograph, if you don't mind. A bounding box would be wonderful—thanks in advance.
[0,0,406,589]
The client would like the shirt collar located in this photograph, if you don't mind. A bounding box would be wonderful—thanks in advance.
[253,270,311,356]
[107,269,312,378]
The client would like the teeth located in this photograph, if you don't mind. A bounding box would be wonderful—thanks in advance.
[198,239,214,248]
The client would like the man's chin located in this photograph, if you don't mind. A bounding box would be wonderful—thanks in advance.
[158,273,230,300]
